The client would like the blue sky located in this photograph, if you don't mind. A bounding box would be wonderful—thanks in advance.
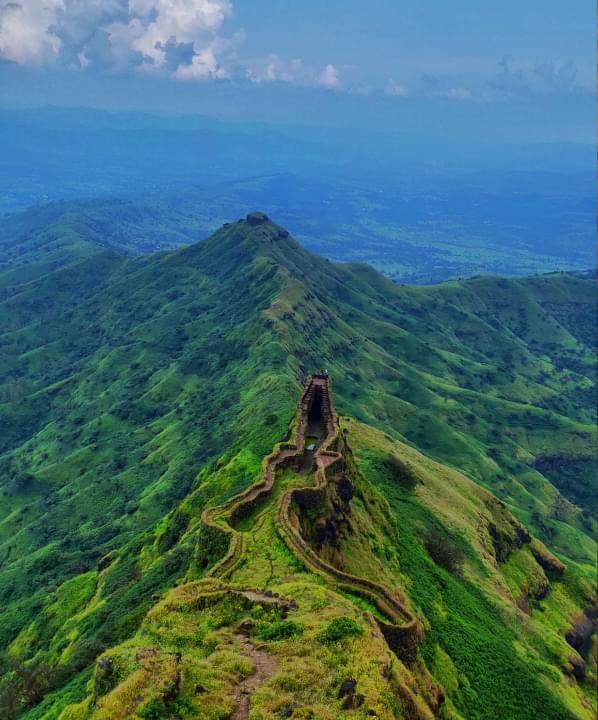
[236,1,595,90]
[0,1,594,141]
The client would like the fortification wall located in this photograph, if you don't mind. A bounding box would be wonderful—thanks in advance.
[199,373,422,662]
[275,375,422,663]
[199,381,312,579]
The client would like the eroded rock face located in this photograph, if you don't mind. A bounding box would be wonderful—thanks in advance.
[162,669,181,703]
[238,619,256,636]
[534,577,551,600]
[338,475,354,504]
[488,520,530,563]
[341,693,365,710]
[565,608,597,657]
[530,540,566,577]
[246,211,269,225]
[313,516,342,550]
[563,655,586,679]
[338,678,357,698]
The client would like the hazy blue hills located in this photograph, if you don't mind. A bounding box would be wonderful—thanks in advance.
[2,174,595,285]
[1,106,595,283]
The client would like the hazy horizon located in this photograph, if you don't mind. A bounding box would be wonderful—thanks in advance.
[0,1,595,143]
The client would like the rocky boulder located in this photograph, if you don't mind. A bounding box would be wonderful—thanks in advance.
[246,211,269,225]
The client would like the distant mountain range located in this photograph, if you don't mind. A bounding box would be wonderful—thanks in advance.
[2,171,595,285]
[1,106,595,283]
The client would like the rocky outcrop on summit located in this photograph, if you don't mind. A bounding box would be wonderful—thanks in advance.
[246,211,269,225]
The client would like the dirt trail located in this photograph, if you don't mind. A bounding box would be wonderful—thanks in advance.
[232,637,276,720]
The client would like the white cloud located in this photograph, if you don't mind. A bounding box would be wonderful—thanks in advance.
[175,44,225,79]
[436,86,472,101]
[0,1,63,64]
[0,4,343,88]
[385,79,408,97]
[490,55,580,98]
[318,63,340,89]
[248,55,340,89]
[0,0,234,78]
[113,0,231,71]
[248,53,305,84]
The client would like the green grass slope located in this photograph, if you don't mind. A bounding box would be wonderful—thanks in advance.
[0,213,595,718]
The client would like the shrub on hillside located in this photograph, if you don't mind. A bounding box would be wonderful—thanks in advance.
[256,619,304,641]
[138,698,167,719]
[424,530,465,575]
[157,510,190,554]
[317,616,363,644]
[384,454,418,491]
[0,656,52,719]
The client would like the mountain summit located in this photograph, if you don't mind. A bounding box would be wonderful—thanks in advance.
[182,211,314,282]
[246,210,271,225]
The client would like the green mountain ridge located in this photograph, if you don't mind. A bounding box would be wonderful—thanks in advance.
[0,213,595,719]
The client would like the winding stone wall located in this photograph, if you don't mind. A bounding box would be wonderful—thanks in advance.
[199,374,422,662]
[199,385,311,579]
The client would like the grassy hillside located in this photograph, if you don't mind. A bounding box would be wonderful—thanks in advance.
[0,213,595,718]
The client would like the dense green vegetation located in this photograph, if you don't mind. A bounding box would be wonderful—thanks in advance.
[317,617,364,645]
[346,423,593,719]
[0,213,595,718]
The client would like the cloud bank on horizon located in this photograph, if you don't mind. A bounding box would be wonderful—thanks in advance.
[0,0,235,78]
[0,0,592,102]
[0,0,343,87]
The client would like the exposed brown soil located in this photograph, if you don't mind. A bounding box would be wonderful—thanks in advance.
[231,637,276,720]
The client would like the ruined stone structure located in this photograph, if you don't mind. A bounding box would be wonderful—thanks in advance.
[199,373,421,663]
[276,374,421,663]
